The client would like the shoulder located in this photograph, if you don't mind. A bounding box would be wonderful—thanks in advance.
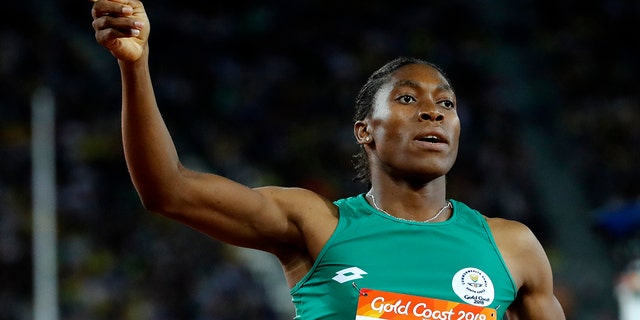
[485,216,536,247]
[484,217,548,289]
[450,202,538,258]
[256,187,341,286]
[257,186,339,231]
[257,186,340,253]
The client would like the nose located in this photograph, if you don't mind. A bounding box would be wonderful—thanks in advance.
[418,110,444,122]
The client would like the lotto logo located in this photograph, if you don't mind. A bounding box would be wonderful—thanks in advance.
[332,267,368,283]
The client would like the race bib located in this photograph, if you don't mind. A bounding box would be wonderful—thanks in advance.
[355,289,496,320]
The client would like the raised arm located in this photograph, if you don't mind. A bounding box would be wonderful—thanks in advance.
[90,0,337,255]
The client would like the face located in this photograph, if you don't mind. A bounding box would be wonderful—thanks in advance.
[355,63,460,181]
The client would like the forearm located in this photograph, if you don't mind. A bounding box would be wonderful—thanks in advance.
[118,48,182,208]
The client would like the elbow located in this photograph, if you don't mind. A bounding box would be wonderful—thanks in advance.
[136,188,179,217]
[131,165,191,216]
[138,192,166,213]
[131,172,185,215]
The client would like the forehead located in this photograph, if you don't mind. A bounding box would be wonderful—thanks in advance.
[388,64,453,92]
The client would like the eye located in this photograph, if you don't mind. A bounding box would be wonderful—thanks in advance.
[396,95,416,104]
[439,100,455,109]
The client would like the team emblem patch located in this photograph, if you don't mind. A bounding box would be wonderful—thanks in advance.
[451,267,495,306]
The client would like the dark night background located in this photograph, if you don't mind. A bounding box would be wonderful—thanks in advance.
[1,0,639,319]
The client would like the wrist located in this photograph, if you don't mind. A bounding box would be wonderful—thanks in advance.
[118,45,150,70]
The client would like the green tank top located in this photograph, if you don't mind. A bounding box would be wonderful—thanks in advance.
[290,194,517,319]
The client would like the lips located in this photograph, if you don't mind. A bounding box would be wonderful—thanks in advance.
[412,129,450,152]
[414,130,448,145]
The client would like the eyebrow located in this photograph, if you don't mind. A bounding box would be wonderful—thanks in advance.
[393,79,454,93]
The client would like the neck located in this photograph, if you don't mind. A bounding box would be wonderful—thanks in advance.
[366,178,450,222]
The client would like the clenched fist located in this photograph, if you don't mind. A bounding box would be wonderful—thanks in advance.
[91,0,149,62]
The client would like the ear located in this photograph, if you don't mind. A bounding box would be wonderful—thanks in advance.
[354,120,372,144]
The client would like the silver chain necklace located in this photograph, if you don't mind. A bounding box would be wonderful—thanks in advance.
[366,192,451,223]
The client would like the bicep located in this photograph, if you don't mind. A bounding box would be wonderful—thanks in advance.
[151,167,324,252]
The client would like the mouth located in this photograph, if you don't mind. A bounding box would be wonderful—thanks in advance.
[418,135,442,143]
[413,130,450,152]
[415,132,448,145]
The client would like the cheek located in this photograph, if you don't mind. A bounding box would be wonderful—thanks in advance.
[379,122,407,146]
[449,118,461,156]
[451,116,462,140]
[370,114,405,140]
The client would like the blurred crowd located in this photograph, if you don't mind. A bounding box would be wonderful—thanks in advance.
[1,0,638,319]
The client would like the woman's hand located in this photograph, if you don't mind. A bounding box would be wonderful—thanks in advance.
[91,0,149,62]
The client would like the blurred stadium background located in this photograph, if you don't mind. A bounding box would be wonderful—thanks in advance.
[1,0,639,319]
